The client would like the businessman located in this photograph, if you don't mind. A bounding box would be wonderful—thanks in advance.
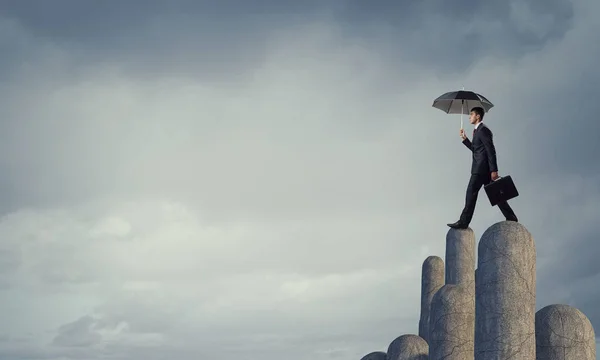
[447,107,518,229]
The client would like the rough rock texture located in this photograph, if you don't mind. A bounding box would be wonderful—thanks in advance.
[535,304,596,359]
[475,221,536,360]
[386,334,429,360]
[419,256,445,343]
[445,228,475,289]
[443,228,476,359]
[361,351,387,360]
[428,284,474,360]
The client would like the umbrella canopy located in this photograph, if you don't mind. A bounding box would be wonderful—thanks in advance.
[432,90,494,115]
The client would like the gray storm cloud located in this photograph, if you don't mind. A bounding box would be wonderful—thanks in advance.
[0,0,598,359]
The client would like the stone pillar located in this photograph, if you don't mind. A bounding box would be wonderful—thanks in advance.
[361,351,387,360]
[427,228,476,359]
[445,227,475,289]
[428,284,475,360]
[386,334,428,360]
[419,256,444,343]
[535,304,595,359]
[475,221,536,360]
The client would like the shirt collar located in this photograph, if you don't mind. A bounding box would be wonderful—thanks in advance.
[475,122,483,129]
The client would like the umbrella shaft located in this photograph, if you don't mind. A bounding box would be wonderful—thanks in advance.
[461,101,464,129]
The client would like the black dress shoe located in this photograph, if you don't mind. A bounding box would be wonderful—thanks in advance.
[506,216,518,222]
[447,221,468,229]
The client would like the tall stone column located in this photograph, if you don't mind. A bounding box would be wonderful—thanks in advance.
[475,221,536,360]
[445,227,475,289]
[419,256,444,343]
[428,228,476,360]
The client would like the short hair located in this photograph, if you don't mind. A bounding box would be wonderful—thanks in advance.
[471,107,485,119]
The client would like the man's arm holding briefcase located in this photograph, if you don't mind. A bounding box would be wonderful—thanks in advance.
[480,127,499,181]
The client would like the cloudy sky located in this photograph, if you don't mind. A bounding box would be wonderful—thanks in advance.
[0,0,599,359]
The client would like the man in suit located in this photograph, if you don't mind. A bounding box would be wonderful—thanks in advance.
[447,107,518,229]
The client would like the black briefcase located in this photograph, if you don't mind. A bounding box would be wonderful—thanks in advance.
[484,175,519,206]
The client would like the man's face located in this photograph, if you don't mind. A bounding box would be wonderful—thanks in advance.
[469,111,479,124]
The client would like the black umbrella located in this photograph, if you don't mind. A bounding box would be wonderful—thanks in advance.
[432,89,494,129]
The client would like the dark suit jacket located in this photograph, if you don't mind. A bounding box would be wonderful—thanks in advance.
[462,123,498,175]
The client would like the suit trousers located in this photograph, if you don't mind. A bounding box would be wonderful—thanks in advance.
[459,173,517,224]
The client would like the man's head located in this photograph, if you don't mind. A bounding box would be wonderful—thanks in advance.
[469,107,485,124]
